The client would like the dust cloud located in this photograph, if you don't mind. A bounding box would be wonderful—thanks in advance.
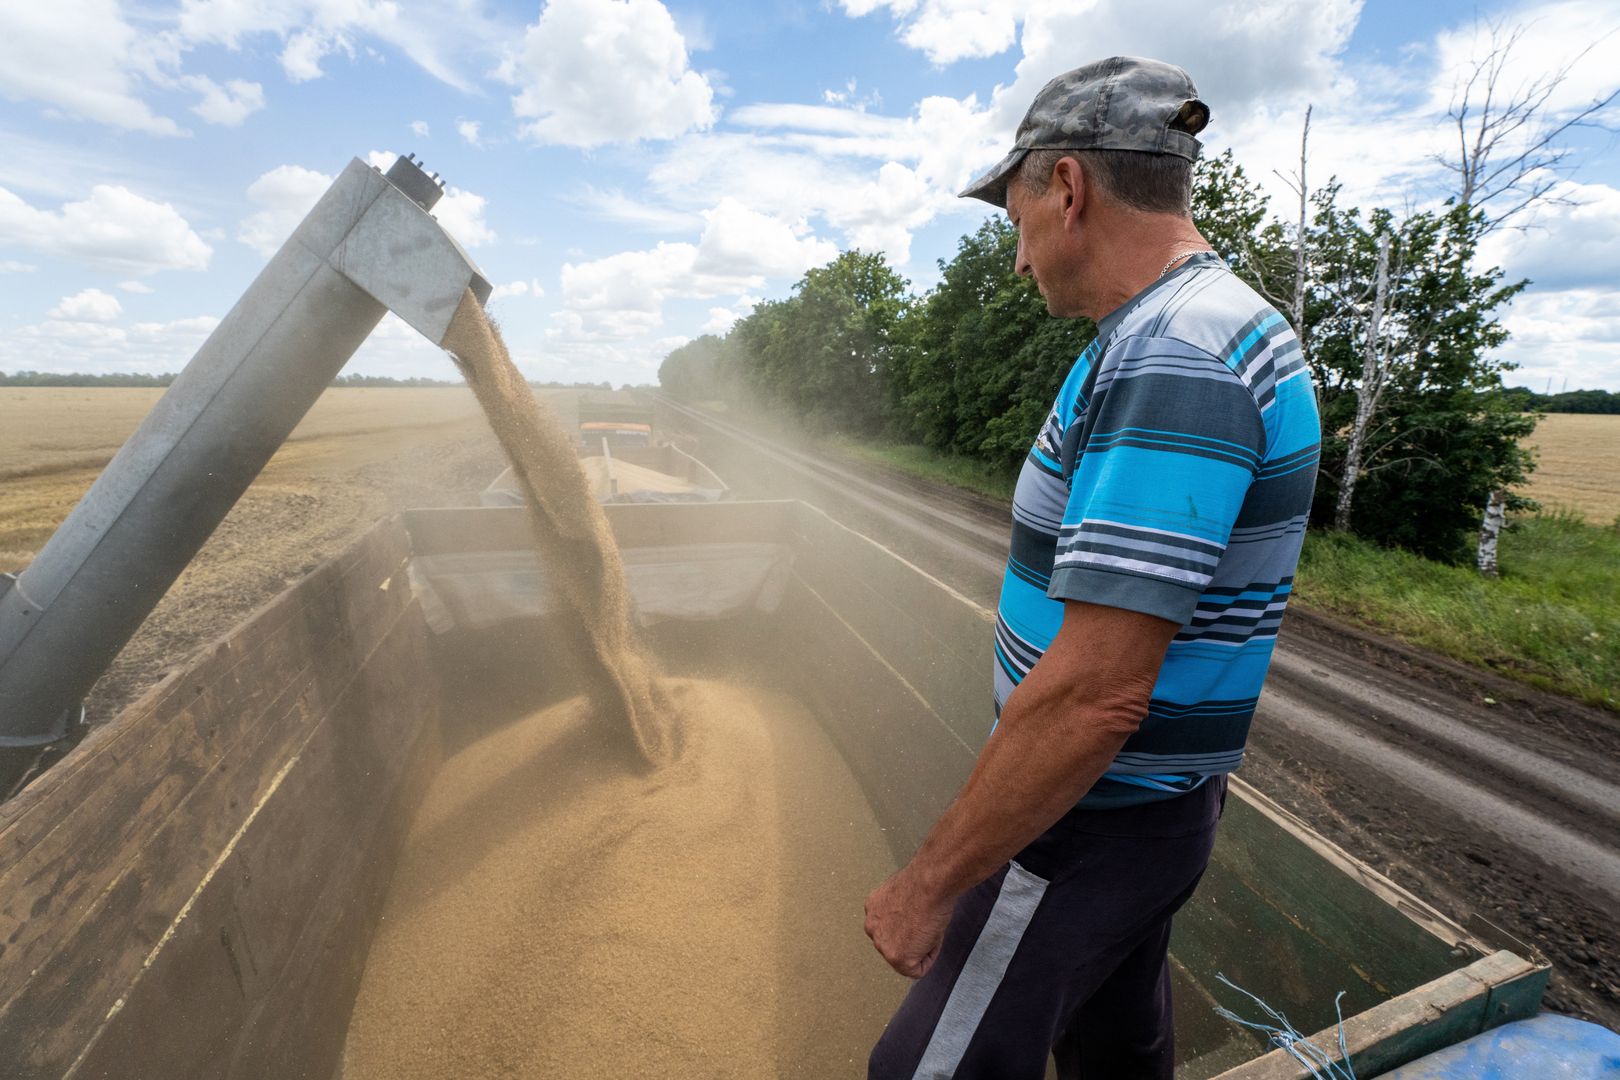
[440,290,676,767]
[344,292,903,1076]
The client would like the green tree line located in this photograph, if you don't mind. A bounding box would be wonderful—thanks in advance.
[0,371,622,390]
[1502,386,1620,414]
[0,371,473,388]
[0,370,179,387]
[660,152,1553,563]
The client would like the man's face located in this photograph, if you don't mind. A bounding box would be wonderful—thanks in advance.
[1006,168,1080,318]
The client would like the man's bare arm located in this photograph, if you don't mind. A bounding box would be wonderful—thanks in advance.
[864,598,1180,977]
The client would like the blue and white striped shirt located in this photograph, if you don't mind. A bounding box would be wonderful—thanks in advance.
[994,253,1321,808]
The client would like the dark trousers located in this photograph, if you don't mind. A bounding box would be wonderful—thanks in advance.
[869,778,1227,1080]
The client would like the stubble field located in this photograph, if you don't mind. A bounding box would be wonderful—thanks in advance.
[0,386,572,721]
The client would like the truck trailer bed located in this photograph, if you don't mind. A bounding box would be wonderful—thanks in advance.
[0,501,1547,1078]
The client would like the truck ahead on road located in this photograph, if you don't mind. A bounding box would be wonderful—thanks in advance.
[576,391,656,449]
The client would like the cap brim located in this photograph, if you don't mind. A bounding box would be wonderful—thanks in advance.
[957,147,1029,208]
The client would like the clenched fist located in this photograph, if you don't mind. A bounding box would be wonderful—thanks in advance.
[864,867,956,979]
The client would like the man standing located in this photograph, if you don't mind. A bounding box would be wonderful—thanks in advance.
[864,57,1321,1078]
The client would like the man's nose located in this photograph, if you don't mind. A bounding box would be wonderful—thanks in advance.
[1014,240,1032,278]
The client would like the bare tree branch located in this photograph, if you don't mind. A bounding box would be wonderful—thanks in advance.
[1437,17,1620,234]
[1364,453,1445,476]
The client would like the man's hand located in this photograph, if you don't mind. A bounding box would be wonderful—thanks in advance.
[865,865,956,979]
[859,600,1177,982]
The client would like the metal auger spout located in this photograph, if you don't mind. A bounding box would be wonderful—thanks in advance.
[0,153,491,773]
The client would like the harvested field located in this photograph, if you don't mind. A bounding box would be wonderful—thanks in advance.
[1522,413,1620,523]
[0,387,168,482]
[1,387,496,569]
[0,386,535,722]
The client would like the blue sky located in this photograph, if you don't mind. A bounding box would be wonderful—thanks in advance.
[1,0,1617,389]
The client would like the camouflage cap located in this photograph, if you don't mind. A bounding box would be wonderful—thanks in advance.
[960,56,1209,208]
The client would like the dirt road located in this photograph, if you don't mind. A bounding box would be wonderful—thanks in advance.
[657,396,1620,1032]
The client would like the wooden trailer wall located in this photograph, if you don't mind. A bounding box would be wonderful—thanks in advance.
[0,518,437,1080]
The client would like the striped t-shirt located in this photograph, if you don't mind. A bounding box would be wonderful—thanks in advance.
[994,252,1321,808]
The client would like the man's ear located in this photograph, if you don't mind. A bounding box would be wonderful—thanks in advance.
[1052,156,1085,228]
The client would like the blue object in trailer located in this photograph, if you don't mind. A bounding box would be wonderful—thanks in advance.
[1377,1014,1620,1078]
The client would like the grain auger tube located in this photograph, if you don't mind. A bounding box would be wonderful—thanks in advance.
[0,154,492,792]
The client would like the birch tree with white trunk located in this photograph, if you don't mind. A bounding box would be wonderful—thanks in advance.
[1333,231,1394,532]
[1440,19,1619,570]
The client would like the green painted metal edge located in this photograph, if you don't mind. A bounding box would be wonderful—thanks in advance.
[1210,949,1548,1079]
[1224,778,1494,957]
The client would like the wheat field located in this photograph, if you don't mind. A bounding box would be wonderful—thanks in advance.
[0,387,490,571]
[0,386,594,572]
[0,386,536,720]
[1522,413,1620,524]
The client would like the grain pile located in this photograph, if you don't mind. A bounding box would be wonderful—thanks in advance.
[341,678,901,1078]
[440,291,675,767]
[579,455,704,500]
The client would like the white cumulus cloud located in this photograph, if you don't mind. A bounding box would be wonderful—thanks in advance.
[411,119,430,138]
[499,0,717,148]
[177,0,484,91]
[237,164,334,257]
[1496,288,1620,391]
[840,1,1359,118]
[554,202,835,346]
[694,199,839,279]
[489,279,546,302]
[1428,2,1620,118]
[0,184,212,274]
[457,119,482,146]
[840,0,1018,65]
[118,280,155,293]
[0,0,498,140]
[700,295,760,335]
[184,75,266,126]
[434,189,497,248]
[651,92,1002,265]
[281,27,351,82]
[0,314,221,375]
[0,0,184,134]
[999,1,1358,130]
[49,288,123,323]
[1480,178,1620,292]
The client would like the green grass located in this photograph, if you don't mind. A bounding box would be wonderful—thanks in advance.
[823,438,1618,711]
[827,438,1020,501]
[1296,514,1619,710]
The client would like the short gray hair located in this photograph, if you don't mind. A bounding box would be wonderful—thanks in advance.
[1017,148,1193,215]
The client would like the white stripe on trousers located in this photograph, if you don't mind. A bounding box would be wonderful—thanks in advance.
[911,861,1050,1079]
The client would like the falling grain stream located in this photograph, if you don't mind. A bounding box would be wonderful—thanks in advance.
[438,290,675,769]
[340,293,902,1077]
